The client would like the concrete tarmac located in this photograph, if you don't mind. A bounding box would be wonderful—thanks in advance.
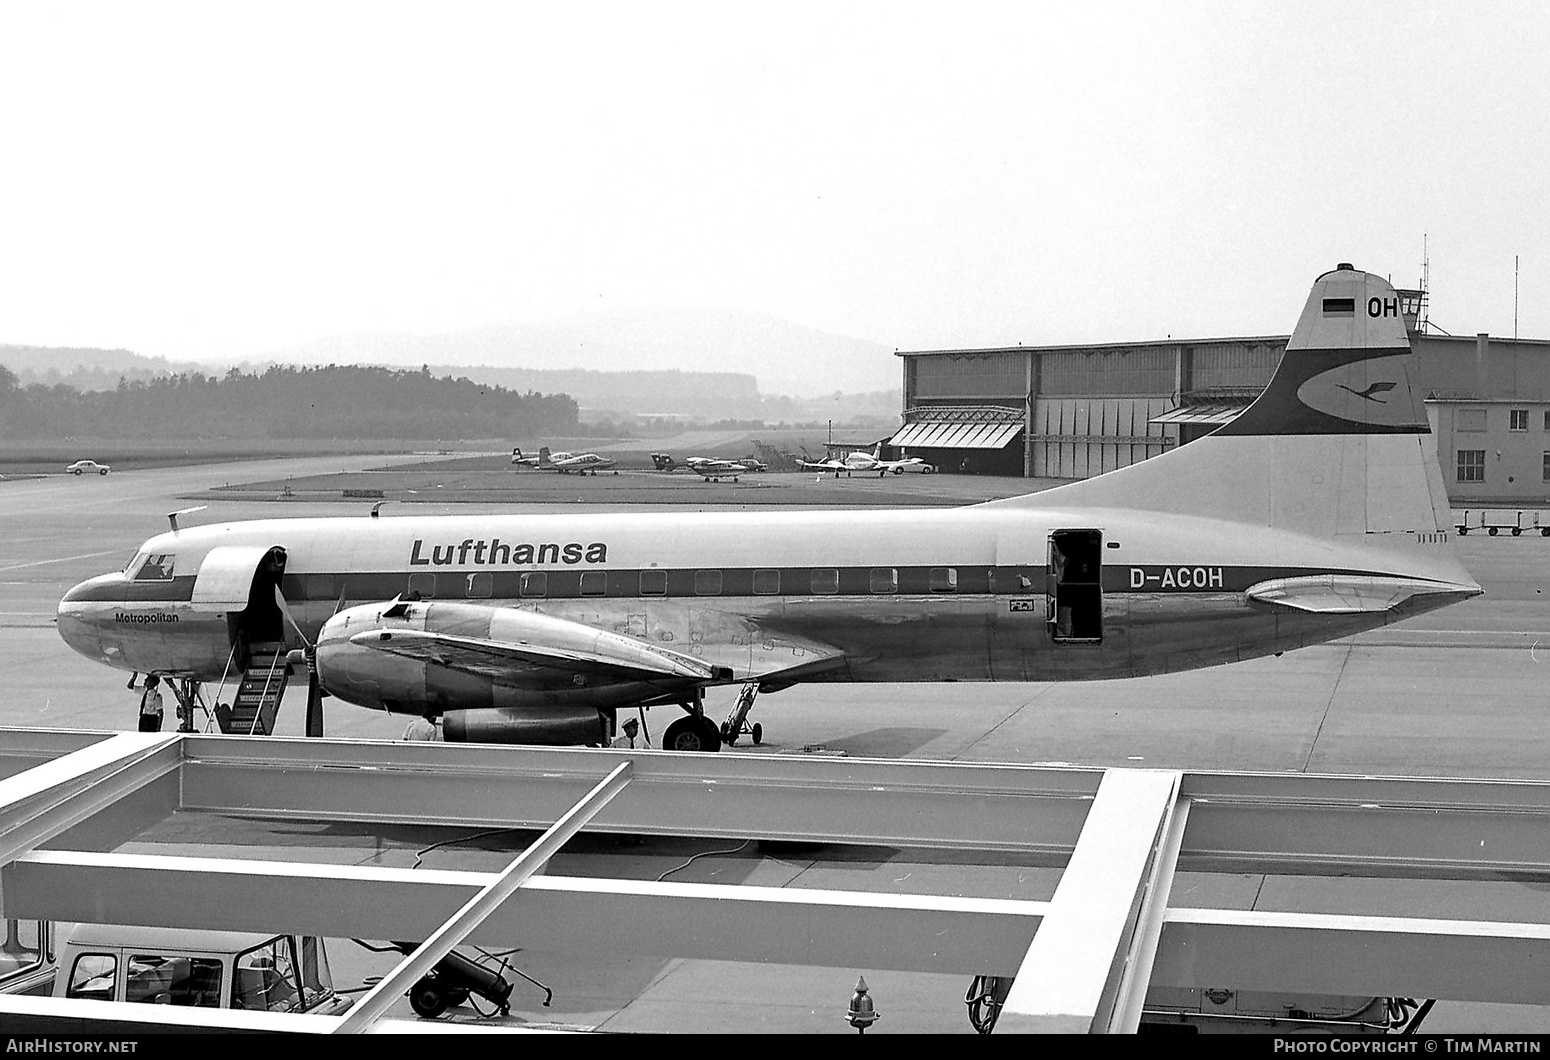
[4,456,1550,1031]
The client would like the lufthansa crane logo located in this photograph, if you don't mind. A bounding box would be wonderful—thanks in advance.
[1335,381,1398,403]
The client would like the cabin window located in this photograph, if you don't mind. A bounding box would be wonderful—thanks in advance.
[66,953,117,1002]
[520,572,547,598]
[1511,409,1529,431]
[407,573,436,600]
[580,571,606,597]
[639,569,667,596]
[695,570,723,596]
[306,575,336,599]
[127,953,224,1008]
[929,567,958,593]
[466,572,493,599]
[752,569,780,595]
[132,553,176,581]
[811,569,839,595]
[870,567,898,594]
[1457,450,1486,483]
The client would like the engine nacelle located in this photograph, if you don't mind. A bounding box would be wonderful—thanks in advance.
[441,705,609,745]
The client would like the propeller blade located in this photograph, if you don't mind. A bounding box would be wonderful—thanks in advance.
[305,668,324,738]
[272,584,312,649]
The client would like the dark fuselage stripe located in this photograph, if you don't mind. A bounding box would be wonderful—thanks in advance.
[89,563,1409,607]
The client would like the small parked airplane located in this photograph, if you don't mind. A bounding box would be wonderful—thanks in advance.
[58,265,1479,753]
[652,454,750,481]
[538,447,615,475]
[800,447,927,477]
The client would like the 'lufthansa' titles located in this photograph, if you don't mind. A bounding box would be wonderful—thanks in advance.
[410,539,608,566]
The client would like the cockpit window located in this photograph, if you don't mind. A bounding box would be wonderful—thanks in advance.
[132,554,177,581]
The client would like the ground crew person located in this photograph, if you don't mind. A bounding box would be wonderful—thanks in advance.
[402,710,438,741]
[610,717,649,749]
[137,675,164,733]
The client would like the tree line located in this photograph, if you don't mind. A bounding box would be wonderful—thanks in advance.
[0,364,580,440]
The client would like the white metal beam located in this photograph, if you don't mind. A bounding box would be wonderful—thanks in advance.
[0,992,560,1033]
[174,736,1099,853]
[996,769,1182,1033]
[0,731,180,866]
[1107,795,1190,1032]
[1154,907,1550,1006]
[3,850,1046,972]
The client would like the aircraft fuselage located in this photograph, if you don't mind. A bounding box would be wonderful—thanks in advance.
[58,504,1474,715]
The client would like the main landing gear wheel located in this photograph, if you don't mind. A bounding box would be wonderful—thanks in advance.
[664,715,721,752]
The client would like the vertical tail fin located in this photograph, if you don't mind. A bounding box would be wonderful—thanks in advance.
[989,265,1455,538]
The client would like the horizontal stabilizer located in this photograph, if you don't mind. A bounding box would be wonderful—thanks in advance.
[1246,575,1480,615]
[351,625,722,682]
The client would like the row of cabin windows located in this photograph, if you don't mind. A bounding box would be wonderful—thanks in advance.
[1456,450,1550,483]
[390,566,964,601]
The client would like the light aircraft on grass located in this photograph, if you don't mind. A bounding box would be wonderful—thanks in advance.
[58,265,1479,753]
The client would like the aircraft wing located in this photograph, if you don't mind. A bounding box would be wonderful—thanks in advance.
[1245,575,1478,614]
[349,621,725,683]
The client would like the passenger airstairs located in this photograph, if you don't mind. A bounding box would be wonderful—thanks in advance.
[214,647,289,735]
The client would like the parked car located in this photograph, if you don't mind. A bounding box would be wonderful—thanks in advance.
[65,460,110,476]
[897,460,935,474]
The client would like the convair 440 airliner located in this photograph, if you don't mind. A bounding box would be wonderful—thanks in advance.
[58,265,1479,751]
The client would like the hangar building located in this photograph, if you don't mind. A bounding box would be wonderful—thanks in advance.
[893,292,1550,505]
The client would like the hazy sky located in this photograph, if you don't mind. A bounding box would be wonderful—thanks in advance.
[3,1,1547,361]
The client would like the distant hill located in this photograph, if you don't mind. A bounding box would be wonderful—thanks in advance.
[418,366,766,420]
[256,307,898,398]
[0,345,207,390]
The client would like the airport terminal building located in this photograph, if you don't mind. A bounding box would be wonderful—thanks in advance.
[893,295,1550,505]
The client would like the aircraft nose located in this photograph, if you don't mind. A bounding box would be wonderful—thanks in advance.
[60,572,118,605]
[57,572,128,665]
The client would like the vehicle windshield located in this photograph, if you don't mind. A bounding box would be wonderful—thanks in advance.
[233,936,331,1012]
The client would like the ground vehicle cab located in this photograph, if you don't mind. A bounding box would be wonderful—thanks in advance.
[53,923,351,1014]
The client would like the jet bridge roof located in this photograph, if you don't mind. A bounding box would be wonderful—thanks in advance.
[4,728,1550,1033]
